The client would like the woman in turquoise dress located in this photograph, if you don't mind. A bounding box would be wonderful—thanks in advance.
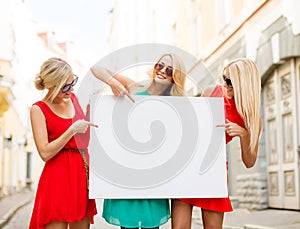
[91,53,186,229]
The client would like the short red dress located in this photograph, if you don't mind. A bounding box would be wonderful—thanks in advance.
[29,93,97,228]
[179,85,245,212]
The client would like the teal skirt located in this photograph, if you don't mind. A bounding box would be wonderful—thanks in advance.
[102,199,170,228]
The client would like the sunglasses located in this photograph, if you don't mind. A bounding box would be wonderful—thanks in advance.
[154,62,173,78]
[223,74,232,87]
[61,74,78,93]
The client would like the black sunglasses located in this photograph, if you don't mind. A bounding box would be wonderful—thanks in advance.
[154,62,173,77]
[223,74,232,87]
[61,74,78,93]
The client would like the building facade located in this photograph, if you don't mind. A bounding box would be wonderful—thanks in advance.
[0,0,88,196]
[195,0,300,210]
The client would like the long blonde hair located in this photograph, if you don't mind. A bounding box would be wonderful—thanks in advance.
[34,57,72,102]
[224,58,261,153]
[151,53,186,96]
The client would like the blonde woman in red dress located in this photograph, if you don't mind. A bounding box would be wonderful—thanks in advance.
[171,58,262,229]
[29,57,98,229]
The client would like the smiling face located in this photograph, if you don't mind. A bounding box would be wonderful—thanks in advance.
[148,53,186,96]
[153,55,174,84]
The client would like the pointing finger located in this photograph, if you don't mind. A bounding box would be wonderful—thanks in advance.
[124,91,135,103]
[87,122,99,128]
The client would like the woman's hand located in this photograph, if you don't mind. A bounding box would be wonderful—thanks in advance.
[108,78,129,97]
[70,119,98,134]
[108,78,135,102]
[224,119,248,138]
[90,66,135,102]
[224,119,257,168]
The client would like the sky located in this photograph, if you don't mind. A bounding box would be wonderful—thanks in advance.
[26,0,114,65]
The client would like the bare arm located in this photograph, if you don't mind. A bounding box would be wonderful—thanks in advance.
[30,105,96,162]
[90,64,135,96]
[240,118,262,168]
[225,118,262,168]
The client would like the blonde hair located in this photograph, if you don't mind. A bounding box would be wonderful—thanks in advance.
[34,57,72,102]
[151,53,186,96]
[224,58,261,153]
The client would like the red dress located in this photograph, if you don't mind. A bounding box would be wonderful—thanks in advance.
[29,93,97,228]
[180,85,245,212]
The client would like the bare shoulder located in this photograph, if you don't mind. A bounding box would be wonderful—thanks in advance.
[30,104,41,113]
[30,104,45,121]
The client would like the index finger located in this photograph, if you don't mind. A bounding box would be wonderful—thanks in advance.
[87,122,99,128]
[124,91,135,103]
[216,124,225,128]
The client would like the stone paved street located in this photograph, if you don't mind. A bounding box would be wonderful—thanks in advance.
[2,192,300,229]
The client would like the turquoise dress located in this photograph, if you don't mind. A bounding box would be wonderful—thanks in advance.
[102,90,170,228]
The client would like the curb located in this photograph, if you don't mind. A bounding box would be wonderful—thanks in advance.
[223,226,243,229]
[0,199,31,228]
[244,225,275,229]
[0,191,34,228]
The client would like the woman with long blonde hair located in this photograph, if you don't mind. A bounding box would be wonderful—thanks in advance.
[91,53,186,229]
[172,58,262,229]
